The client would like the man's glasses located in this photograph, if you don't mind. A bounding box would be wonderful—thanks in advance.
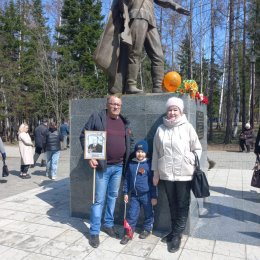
[108,103,122,107]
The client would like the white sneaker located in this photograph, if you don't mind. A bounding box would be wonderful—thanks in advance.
[51,176,56,180]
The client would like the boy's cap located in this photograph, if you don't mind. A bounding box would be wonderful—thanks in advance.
[135,140,148,154]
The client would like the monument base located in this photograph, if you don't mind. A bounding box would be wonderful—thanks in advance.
[70,93,207,233]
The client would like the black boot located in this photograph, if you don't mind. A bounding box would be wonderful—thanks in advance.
[161,231,173,243]
[168,234,182,253]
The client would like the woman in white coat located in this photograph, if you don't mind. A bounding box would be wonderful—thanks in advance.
[152,97,202,253]
[18,123,34,179]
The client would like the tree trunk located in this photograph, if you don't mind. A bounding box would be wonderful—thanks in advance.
[217,11,229,130]
[208,0,215,141]
[232,0,241,137]
[224,0,234,144]
[241,0,246,129]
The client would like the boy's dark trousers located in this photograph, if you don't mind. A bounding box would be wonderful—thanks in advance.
[126,193,154,232]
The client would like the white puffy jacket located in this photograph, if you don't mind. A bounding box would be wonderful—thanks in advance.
[152,114,202,181]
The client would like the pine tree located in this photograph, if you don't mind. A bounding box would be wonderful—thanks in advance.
[0,0,21,140]
[56,0,106,97]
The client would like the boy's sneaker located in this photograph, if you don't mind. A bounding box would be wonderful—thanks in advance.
[120,235,131,245]
[139,230,151,239]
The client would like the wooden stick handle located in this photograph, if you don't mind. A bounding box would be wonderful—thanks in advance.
[93,168,96,204]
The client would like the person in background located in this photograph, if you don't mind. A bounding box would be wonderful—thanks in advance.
[79,95,134,248]
[254,125,260,155]
[60,120,70,150]
[120,140,157,245]
[45,122,63,180]
[152,97,202,253]
[18,123,34,179]
[239,123,254,152]
[0,136,6,163]
[33,118,48,167]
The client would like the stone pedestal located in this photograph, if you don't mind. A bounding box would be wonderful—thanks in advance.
[70,93,207,233]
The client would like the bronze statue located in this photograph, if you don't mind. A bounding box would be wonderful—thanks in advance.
[94,0,190,94]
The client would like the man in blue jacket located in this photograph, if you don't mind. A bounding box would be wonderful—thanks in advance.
[79,95,134,248]
[60,120,70,150]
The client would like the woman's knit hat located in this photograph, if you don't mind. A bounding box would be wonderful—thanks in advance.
[165,97,184,113]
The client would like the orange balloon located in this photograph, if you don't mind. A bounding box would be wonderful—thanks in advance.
[163,71,182,92]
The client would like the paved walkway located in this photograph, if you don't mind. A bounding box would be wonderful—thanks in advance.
[0,146,259,260]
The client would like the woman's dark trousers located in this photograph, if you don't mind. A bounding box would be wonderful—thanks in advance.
[163,180,191,235]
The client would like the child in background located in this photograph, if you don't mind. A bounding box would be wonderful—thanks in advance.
[120,140,157,245]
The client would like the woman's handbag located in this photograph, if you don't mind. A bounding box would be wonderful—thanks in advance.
[2,160,9,177]
[251,156,260,188]
[191,152,210,198]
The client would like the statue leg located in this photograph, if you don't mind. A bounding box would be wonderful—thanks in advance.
[126,64,143,94]
[145,27,165,93]
[126,19,148,94]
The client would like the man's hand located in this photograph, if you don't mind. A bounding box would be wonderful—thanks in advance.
[124,194,128,203]
[89,159,98,169]
[151,198,157,206]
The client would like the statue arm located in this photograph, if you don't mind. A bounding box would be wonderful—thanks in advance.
[154,0,190,16]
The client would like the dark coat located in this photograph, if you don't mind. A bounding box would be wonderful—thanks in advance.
[123,158,157,199]
[240,128,254,146]
[79,109,135,172]
[255,127,260,153]
[45,128,62,151]
[34,124,48,148]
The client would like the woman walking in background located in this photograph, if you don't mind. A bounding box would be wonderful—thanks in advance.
[45,122,63,180]
[18,123,34,179]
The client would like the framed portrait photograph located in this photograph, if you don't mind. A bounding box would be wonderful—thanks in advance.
[84,131,106,159]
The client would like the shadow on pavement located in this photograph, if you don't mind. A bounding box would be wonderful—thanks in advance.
[200,200,259,225]
[35,178,90,239]
[210,186,260,202]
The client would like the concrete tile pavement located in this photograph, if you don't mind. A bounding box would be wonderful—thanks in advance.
[0,146,259,259]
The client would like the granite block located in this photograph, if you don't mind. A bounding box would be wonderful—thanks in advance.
[70,94,208,233]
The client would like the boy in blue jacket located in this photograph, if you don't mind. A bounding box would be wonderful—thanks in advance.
[120,140,158,244]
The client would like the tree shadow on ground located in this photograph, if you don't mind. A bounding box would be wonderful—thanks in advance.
[36,178,90,241]
[210,186,260,203]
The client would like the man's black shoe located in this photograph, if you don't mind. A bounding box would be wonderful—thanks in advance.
[89,235,100,248]
[103,226,119,238]
[120,235,131,245]
[168,234,181,253]
[161,231,173,243]
[139,230,151,239]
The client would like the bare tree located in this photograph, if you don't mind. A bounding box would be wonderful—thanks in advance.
[241,0,247,129]
[224,0,235,144]
[232,0,241,137]
[208,0,216,141]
